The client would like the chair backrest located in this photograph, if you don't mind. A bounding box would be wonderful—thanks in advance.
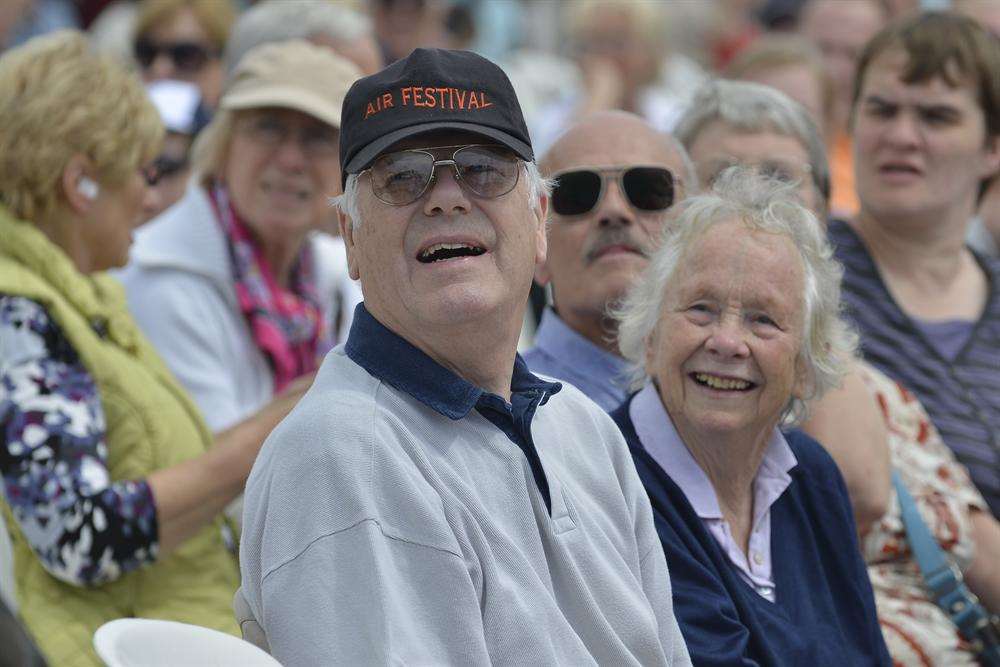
[0,595,47,666]
[93,618,281,667]
[233,586,270,654]
[0,512,17,612]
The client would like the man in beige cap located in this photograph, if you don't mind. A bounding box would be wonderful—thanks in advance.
[119,40,360,442]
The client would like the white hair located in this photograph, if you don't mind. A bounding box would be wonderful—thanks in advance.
[224,0,371,72]
[674,79,831,210]
[332,160,551,229]
[614,166,857,426]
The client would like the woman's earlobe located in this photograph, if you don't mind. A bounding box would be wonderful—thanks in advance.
[792,355,813,400]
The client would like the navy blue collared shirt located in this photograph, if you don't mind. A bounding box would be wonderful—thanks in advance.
[345,304,562,511]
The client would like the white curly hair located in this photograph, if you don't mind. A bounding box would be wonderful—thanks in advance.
[614,166,857,426]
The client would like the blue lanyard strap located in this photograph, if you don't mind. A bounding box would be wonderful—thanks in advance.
[892,470,1000,663]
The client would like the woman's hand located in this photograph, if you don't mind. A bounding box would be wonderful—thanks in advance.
[148,372,315,554]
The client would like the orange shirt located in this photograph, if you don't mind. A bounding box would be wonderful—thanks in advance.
[830,131,859,218]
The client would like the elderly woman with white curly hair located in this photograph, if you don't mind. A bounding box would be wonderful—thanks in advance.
[609,167,891,666]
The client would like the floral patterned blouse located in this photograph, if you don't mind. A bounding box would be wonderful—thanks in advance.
[0,295,158,587]
[859,363,987,666]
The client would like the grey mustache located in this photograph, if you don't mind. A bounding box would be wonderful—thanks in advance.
[585,228,647,263]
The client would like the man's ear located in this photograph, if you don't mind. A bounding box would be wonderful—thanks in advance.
[534,261,552,287]
[61,154,98,216]
[338,209,361,280]
[534,192,549,267]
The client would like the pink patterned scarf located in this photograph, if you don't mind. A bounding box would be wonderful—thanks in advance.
[209,183,329,392]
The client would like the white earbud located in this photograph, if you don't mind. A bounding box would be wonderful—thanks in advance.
[78,177,99,201]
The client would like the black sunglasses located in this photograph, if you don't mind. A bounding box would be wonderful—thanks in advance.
[550,166,675,216]
[134,37,218,73]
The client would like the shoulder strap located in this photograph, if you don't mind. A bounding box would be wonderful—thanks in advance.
[892,470,1000,662]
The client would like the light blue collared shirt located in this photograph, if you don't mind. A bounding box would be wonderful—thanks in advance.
[522,308,632,412]
[629,383,797,601]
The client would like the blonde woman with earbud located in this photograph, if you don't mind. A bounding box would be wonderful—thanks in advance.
[0,31,312,667]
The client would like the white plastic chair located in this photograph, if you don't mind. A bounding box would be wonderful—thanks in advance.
[93,618,282,667]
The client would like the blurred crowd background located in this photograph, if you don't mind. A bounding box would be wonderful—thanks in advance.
[2,0,997,256]
[1,2,1000,665]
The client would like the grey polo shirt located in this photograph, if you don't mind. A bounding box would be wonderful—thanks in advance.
[240,304,691,665]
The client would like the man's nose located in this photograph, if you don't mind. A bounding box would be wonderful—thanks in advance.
[595,180,634,228]
[423,164,471,216]
[883,111,923,149]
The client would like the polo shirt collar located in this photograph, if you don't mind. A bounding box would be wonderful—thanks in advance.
[534,307,630,381]
[629,382,797,520]
[345,303,560,419]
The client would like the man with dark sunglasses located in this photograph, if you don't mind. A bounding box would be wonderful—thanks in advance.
[239,48,691,666]
[525,111,696,411]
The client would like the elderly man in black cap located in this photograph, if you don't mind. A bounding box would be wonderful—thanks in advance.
[238,48,691,666]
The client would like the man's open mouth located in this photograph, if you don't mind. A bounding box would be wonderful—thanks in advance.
[417,243,487,263]
[690,372,756,392]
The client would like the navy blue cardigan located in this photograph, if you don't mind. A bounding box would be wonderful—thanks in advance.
[611,399,891,666]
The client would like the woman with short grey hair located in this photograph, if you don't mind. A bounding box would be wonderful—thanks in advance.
[610,167,890,666]
[674,79,830,218]
[616,167,852,424]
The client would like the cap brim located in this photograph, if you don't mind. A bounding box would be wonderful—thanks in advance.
[222,86,343,128]
[344,121,534,176]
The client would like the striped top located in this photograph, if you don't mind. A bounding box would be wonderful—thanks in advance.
[829,219,1000,516]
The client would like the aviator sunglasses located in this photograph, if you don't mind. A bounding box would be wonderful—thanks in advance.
[550,166,675,216]
[134,37,218,73]
[364,144,521,206]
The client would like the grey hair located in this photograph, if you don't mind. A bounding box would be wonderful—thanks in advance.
[224,0,371,72]
[674,79,831,210]
[332,160,552,229]
[614,166,857,426]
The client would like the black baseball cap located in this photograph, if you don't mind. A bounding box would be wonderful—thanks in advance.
[339,48,534,186]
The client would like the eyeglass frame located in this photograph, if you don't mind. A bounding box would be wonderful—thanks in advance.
[699,158,813,189]
[358,144,523,207]
[234,111,341,160]
[548,164,679,217]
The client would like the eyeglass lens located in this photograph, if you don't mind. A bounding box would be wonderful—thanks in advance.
[550,170,603,216]
[134,38,213,72]
[370,146,520,205]
[551,167,674,216]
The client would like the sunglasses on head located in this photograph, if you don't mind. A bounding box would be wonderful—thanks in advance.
[364,144,522,206]
[134,37,218,73]
[550,166,675,216]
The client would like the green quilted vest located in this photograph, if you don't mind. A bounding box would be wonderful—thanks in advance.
[0,207,240,666]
